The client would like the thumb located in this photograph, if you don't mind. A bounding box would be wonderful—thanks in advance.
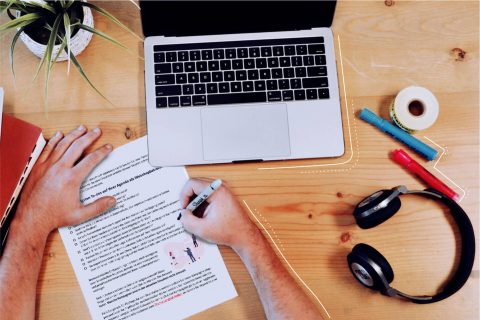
[80,196,116,221]
[180,209,207,236]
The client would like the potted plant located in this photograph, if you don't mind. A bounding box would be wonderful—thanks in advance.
[0,0,141,104]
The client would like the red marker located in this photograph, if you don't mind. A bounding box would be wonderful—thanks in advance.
[391,149,460,201]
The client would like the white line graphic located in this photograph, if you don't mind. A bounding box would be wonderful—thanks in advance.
[243,200,332,319]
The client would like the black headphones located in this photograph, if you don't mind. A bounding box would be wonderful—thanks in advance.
[347,186,475,303]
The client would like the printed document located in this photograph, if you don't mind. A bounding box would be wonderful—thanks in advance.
[59,137,237,320]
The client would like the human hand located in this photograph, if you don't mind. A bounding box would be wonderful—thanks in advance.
[15,125,116,236]
[179,178,261,250]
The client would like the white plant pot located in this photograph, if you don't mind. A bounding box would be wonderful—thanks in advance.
[17,4,94,61]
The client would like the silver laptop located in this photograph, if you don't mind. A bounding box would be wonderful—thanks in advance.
[141,1,344,166]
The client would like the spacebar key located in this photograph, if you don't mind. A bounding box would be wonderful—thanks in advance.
[208,92,267,105]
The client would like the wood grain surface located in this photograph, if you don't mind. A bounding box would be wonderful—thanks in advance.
[0,1,478,319]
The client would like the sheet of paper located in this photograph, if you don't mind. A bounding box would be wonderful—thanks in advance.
[59,136,237,320]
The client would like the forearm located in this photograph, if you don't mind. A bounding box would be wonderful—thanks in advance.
[0,209,49,319]
[234,229,323,320]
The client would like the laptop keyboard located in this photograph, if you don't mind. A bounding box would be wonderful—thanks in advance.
[152,37,330,108]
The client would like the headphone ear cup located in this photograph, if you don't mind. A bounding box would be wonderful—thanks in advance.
[347,244,395,291]
[355,196,402,229]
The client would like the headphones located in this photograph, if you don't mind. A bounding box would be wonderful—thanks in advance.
[347,186,475,303]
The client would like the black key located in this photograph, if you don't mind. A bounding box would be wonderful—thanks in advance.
[268,91,281,102]
[255,80,266,91]
[236,70,247,81]
[195,84,206,94]
[249,47,260,58]
[188,73,199,83]
[244,59,255,69]
[272,68,283,79]
[243,81,254,92]
[193,95,206,106]
[292,56,303,66]
[168,96,180,107]
[185,62,195,72]
[155,63,172,74]
[315,55,326,65]
[303,55,314,66]
[259,69,271,79]
[273,46,284,56]
[214,49,225,59]
[268,57,279,68]
[308,44,325,54]
[154,52,165,63]
[178,51,189,61]
[261,47,272,57]
[196,61,208,72]
[285,46,296,55]
[231,82,242,92]
[220,60,232,70]
[208,92,267,105]
[156,97,167,108]
[166,52,177,62]
[212,72,223,82]
[182,84,194,95]
[307,89,318,100]
[307,66,327,77]
[318,88,330,99]
[266,80,278,90]
[155,74,175,85]
[280,57,291,67]
[294,90,306,100]
[237,48,248,58]
[248,70,259,80]
[225,49,236,59]
[181,96,191,106]
[290,79,302,89]
[207,83,218,93]
[232,59,243,69]
[279,79,290,90]
[283,68,295,78]
[303,77,328,88]
[156,85,181,96]
[256,58,267,68]
[219,82,230,93]
[190,50,201,61]
[296,45,307,55]
[224,71,235,82]
[295,67,307,78]
[282,90,293,101]
[208,60,220,71]
[172,63,183,73]
[201,50,213,60]
[176,73,187,84]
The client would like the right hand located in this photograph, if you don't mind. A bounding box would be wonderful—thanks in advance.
[179,178,260,250]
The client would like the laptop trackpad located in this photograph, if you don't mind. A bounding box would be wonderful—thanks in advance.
[201,104,291,161]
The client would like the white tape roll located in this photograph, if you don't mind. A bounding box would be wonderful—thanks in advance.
[389,86,439,133]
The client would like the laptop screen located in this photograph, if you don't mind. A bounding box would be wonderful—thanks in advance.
[140,1,337,37]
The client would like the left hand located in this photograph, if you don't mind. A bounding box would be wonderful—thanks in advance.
[15,125,116,235]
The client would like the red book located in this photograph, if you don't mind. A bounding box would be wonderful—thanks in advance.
[0,112,46,254]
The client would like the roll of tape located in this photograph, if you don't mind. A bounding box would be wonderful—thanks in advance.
[389,86,439,133]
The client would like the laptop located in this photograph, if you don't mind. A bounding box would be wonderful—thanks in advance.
[141,1,344,166]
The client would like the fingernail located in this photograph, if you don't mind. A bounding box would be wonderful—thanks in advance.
[54,131,61,138]
[108,198,116,207]
[93,127,101,134]
[105,144,113,150]
[77,125,86,131]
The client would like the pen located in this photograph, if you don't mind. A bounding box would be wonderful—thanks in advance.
[177,179,222,220]
[391,149,459,201]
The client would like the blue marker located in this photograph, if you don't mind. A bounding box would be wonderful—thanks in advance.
[359,108,438,161]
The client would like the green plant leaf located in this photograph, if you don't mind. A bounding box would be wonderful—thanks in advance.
[53,34,67,63]
[0,12,40,31]
[23,0,56,14]
[82,2,143,42]
[63,12,71,73]
[9,25,24,80]
[78,23,128,50]
[43,14,63,106]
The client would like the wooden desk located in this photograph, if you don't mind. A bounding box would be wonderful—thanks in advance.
[1,1,478,319]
